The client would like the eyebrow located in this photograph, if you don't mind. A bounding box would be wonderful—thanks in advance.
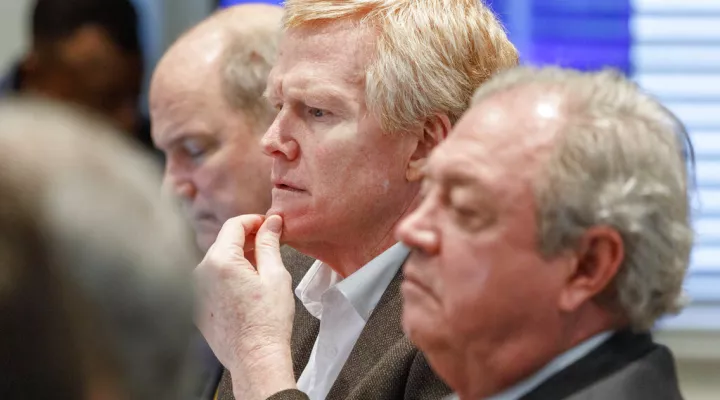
[294,86,354,109]
[160,129,213,151]
[435,162,488,194]
[265,73,353,107]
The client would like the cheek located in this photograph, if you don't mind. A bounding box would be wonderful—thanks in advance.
[441,239,563,336]
[438,245,492,313]
[193,157,234,201]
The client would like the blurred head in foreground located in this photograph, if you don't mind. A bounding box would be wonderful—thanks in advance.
[14,0,143,134]
[398,67,694,399]
[151,4,283,251]
[0,99,198,400]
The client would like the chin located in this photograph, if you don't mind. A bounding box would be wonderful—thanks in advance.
[402,301,452,354]
[402,304,432,346]
[280,216,322,249]
[269,205,322,246]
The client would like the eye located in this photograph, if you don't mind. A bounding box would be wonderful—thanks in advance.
[182,139,207,160]
[308,107,326,118]
[274,103,283,111]
[453,206,477,219]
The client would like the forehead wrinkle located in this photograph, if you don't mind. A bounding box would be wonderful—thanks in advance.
[431,141,485,186]
[279,22,373,86]
[275,64,362,106]
[152,93,217,148]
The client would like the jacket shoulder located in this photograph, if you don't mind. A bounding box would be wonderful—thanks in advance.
[565,345,683,400]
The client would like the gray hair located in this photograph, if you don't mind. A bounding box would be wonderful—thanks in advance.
[218,7,282,131]
[472,67,694,331]
[0,98,199,399]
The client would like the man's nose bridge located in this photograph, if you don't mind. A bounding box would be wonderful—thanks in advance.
[401,201,432,241]
[261,113,283,152]
[162,162,195,200]
[412,195,436,229]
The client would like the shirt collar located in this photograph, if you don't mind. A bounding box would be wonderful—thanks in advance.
[485,330,614,400]
[294,243,410,321]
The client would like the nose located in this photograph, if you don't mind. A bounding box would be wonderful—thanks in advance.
[261,112,299,161]
[161,166,197,203]
[396,195,440,256]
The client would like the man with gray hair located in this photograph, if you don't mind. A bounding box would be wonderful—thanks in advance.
[150,5,285,398]
[0,99,198,400]
[396,66,692,399]
[151,3,282,252]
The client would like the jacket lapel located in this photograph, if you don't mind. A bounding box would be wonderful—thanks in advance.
[281,246,320,379]
[326,267,405,398]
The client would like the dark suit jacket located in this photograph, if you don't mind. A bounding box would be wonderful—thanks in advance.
[527,330,684,400]
[216,247,451,400]
[454,330,682,400]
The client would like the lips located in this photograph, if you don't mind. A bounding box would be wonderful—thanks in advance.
[272,178,306,192]
[190,211,219,226]
[403,272,433,294]
[402,257,438,299]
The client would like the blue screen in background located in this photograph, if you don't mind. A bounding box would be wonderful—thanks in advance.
[219,0,283,7]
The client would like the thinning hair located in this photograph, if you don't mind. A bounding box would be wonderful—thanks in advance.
[0,99,198,399]
[220,23,281,130]
[204,5,283,131]
[472,67,695,331]
[283,0,519,133]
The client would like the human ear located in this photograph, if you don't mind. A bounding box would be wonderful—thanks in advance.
[558,226,625,312]
[406,113,451,182]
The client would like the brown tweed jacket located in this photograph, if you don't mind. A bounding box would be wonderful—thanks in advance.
[216,247,450,400]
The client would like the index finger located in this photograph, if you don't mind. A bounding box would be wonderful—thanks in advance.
[213,214,265,254]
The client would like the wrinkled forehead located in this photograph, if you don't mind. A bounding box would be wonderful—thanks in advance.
[432,90,565,194]
[270,21,374,90]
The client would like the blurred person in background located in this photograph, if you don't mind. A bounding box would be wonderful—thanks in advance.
[151,3,281,253]
[0,0,147,143]
[194,1,519,399]
[0,98,199,400]
[396,67,691,400]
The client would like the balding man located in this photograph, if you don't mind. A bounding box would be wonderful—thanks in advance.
[151,4,281,252]
[194,1,518,399]
[397,67,691,399]
[150,5,284,399]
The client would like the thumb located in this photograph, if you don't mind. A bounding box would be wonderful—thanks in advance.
[255,215,284,276]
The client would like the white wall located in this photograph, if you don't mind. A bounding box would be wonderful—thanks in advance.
[0,0,32,74]
[675,360,720,400]
[656,330,720,400]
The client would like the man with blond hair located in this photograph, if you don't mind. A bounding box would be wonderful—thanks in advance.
[194,1,518,400]
[151,3,282,252]
[397,67,691,399]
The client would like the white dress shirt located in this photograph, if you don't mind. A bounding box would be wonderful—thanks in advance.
[295,242,410,400]
[447,330,614,400]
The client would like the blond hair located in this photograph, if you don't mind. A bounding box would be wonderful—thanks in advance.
[473,67,694,331]
[284,0,519,133]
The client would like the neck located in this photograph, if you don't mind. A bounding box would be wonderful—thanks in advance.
[453,309,617,399]
[293,191,422,278]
